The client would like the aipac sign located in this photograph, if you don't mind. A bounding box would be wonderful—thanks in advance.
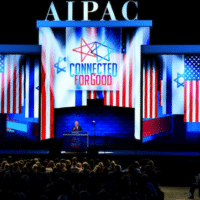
[45,1,138,21]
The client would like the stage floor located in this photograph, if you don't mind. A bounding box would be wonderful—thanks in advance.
[160,186,199,200]
[0,149,200,157]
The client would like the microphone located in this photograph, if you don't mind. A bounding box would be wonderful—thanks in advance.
[92,120,96,125]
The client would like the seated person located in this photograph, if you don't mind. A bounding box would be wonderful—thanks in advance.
[72,121,83,131]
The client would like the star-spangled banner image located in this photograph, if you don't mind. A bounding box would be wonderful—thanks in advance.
[143,57,158,119]
[0,55,24,114]
[184,54,200,122]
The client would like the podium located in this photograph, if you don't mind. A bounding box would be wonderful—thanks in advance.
[63,131,89,152]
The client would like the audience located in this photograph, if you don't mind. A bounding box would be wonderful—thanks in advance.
[0,156,164,200]
[79,162,90,175]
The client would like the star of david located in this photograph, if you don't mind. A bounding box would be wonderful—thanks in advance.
[91,40,115,63]
[54,57,67,74]
[72,38,96,62]
[72,38,114,62]
[174,73,184,88]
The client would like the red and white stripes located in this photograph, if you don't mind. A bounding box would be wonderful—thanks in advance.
[184,81,200,122]
[40,28,55,140]
[143,58,158,119]
[0,55,23,114]
[103,40,134,108]
[88,91,97,99]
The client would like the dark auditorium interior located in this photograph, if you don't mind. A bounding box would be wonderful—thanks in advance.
[1,0,200,200]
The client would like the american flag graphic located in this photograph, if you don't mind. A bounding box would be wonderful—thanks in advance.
[184,55,200,122]
[40,28,54,140]
[143,58,158,119]
[0,55,23,114]
[103,32,135,108]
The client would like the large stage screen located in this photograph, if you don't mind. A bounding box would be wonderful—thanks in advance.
[0,54,39,146]
[39,23,151,142]
[142,54,200,144]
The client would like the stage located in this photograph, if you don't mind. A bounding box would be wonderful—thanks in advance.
[1,21,200,192]
[0,146,199,157]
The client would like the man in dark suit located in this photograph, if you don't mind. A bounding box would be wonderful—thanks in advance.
[72,121,82,131]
